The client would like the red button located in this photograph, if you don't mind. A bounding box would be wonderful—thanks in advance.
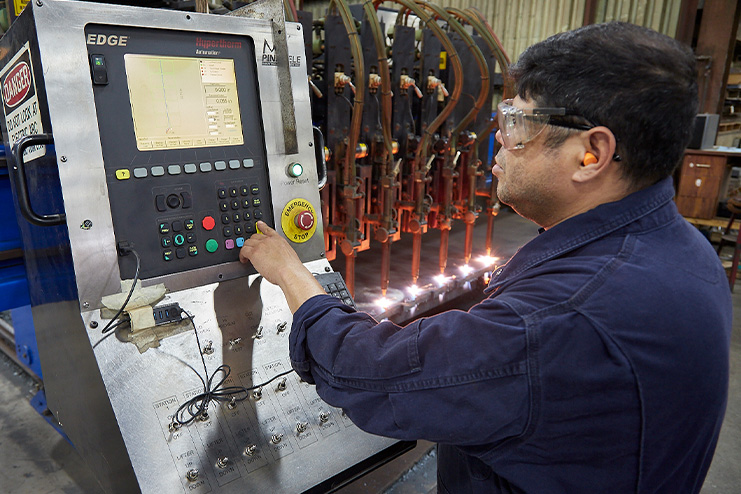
[295,210,314,230]
[202,216,215,231]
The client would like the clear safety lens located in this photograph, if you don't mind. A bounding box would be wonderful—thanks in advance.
[497,99,550,150]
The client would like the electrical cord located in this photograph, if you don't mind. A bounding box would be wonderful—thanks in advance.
[172,310,295,428]
[95,245,296,424]
[407,88,416,136]
[102,248,140,334]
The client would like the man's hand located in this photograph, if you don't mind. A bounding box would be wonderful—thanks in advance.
[239,221,302,286]
[239,221,325,313]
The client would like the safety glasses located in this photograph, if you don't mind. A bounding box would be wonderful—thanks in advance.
[496,99,596,150]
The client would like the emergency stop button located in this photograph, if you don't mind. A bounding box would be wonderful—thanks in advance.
[281,199,317,243]
[295,210,314,230]
[202,216,215,231]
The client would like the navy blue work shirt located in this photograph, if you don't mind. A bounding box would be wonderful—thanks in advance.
[289,177,732,493]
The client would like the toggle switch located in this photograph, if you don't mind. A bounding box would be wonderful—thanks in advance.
[275,377,287,392]
[186,469,199,482]
[90,54,108,85]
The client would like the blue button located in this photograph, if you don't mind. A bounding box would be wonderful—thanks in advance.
[151,166,165,177]
[236,237,245,248]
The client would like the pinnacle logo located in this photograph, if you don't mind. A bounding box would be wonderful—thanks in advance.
[261,40,277,66]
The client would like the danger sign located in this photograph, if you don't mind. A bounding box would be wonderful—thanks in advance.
[0,42,45,161]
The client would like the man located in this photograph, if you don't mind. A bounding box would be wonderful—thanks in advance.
[240,22,731,493]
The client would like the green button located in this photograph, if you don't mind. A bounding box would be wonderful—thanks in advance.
[205,239,219,253]
[174,234,185,246]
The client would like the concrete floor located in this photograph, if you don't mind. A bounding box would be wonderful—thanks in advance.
[1,211,739,493]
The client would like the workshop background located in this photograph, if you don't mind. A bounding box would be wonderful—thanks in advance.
[1,0,740,492]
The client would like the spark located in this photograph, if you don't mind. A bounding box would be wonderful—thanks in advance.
[375,297,392,309]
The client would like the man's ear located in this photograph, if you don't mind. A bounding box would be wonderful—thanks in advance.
[572,127,618,183]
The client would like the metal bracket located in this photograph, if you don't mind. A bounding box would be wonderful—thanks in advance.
[229,0,298,155]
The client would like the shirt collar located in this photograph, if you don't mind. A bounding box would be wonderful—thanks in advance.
[486,176,677,292]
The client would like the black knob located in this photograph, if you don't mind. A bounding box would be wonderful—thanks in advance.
[166,194,181,209]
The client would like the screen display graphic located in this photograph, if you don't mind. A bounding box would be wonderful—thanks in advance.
[124,54,244,151]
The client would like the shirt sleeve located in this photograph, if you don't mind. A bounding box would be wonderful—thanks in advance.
[289,294,531,447]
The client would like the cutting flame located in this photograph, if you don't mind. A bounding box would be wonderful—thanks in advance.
[459,264,474,276]
[407,284,421,298]
[375,297,392,309]
[434,274,449,286]
[477,255,499,266]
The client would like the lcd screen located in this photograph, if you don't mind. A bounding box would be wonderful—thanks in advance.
[124,54,244,151]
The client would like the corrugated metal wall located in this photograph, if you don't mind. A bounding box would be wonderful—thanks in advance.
[432,0,585,65]
[592,0,682,37]
[301,0,683,63]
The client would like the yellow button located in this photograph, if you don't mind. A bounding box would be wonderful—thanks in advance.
[115,169,130,180]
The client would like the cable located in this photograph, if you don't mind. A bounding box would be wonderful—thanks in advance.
[340,93,355,110]
[374,93,383,133]
[171,310,295,428]
[102,248,140,334]
[407,87,416,136]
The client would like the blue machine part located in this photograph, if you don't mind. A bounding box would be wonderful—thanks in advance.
[2,147,62,438]
[11,305,41,379]
[1,147,31,310]
[2,147,41,380]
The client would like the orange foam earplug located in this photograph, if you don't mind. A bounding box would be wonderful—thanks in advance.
[583,152,598,166]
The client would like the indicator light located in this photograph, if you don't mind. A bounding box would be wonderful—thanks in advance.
[287,162,303,178]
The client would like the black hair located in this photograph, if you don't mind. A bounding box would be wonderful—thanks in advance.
[509,21,698,188]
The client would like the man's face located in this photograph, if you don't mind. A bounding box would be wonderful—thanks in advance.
[493,96,571,224]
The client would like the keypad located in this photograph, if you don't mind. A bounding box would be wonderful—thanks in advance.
[209,182,264,251]
[316,272,356,308]
[159,218,195,261]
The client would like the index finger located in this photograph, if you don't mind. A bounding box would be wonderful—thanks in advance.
[256,220,276,236]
